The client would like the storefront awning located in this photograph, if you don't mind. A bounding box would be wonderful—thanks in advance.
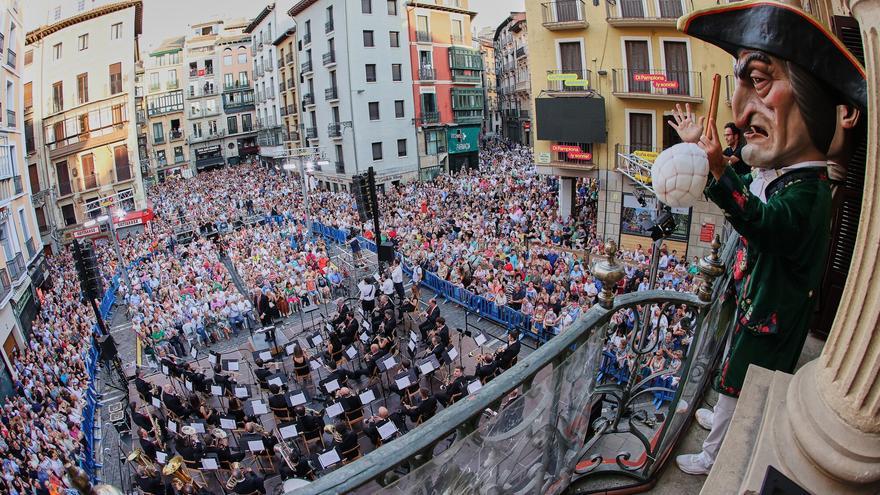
[196,156,226,169]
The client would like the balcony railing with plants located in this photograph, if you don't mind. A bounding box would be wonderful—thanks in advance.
[542,0,589,29]
[606,0,688,25]
[611,68,703,100]
[293,235,735,495]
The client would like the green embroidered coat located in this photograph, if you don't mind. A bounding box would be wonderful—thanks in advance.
[705,165,831,397]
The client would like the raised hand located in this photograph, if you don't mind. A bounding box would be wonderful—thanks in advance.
[699,120,725,180]
[668,103,704,144]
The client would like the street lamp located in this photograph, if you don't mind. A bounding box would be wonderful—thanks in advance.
[284,158,313,238]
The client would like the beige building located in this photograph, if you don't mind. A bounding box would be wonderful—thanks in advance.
[494,12,531,146]
[275,27,301,153]
[0,0,47,396]
[144,36,188,181]
[25,0,147,244]
[478,30,499,136]
[218,19,258,164]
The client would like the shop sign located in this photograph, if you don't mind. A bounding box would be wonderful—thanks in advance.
[550,144,581,153]
[537,152,551,164]
[700,223,716,242]
[73,226,101,239]
[446,126,480,155]
[567,152,593,161]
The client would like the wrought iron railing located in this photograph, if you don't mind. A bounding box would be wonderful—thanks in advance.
[328,123,342,137]
[611,69,703,99]
[542,0,588,28]
[292,236,736,494]
[6,253,24,281]
[416,30,431,42]
[325,87,338,100]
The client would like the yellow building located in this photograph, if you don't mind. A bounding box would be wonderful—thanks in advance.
[525,0,736,258]
[275,27,302,152]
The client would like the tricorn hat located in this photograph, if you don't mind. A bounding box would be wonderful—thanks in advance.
[678,0,866,111]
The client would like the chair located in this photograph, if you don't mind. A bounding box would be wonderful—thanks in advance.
[272,406,294,422]
[344,407,364,430]
[340,444,362,464]
[300,425,325,455]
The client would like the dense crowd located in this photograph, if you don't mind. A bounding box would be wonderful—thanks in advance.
[0,252,101,495]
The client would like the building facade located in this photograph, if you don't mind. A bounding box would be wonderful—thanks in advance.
[144,36,188,180]
[25,0,147,245]
[406,0,483,181]
[525,0,733,259]
[478,30,500,137]
[290,0,418,189]
[218,19,258,164]
[246,5,286,169]
[494,12,532,146]
[184,20,227,172]
[275,26,302,155]
[1,0,47,396]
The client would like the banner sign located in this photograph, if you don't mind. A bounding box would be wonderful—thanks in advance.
[551,144,581,153]
[547,73,578,81]
[446,126,480,155]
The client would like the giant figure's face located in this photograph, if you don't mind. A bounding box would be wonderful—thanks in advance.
[732,51,825,168]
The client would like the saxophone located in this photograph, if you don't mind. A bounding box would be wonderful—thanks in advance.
[149,413,165,450]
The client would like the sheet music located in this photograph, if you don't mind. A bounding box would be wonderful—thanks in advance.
[161,365,169,375]
[346,346,357,359]
[279,424,299,439]
[209,353,219,365]
[211,385,223,396]
[268,377,283,387]
[247,440,265,452]
[318,449,341,469]
[359,332,369,344]
[201,457,218,470]
[220,418,236,429]
[324,379,340,393]
[326,402,344,418]
[410,331,419,342]
[185,380,193,391]
[310,359,322,370]
[474,333,487,347]
[167,420,177,433]
[358,389,375,404]
[447,347,459,361]
[259,351,272,361]
[190,347,198,359]
[312,334,324,346]
[286,344,296,355]
[395,376,411,390]
[467,380,483,394]
[151,397,161,408]
[227,361,240,371]
[325,323,334,333]
[156,451,167,464]
[252,401,268,415]
[419,361,435,374]
[289,392,307,406]
[378,421,398,440]
[235,387,249,398]
[191,422,206,434]
[408,340,416,353]
[383,356,397,370]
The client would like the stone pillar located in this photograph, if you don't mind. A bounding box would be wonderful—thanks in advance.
[779,0,880,491]
[558,177,574,220]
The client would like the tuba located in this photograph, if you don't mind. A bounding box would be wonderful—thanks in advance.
[276,440,297,471]
[126,448,157,477]
[226,462,245,491]
[162,455,204,489]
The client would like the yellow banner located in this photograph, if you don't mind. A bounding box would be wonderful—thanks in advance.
[633,150,659,163]
[547,73,578,81]
[564,79,589,87]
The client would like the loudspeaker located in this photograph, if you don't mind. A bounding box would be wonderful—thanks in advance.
[378,242,395,263]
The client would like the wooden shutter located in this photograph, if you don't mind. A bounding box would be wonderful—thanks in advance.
[628,113,653,151]
[810,16,865,338]
[663,41,690,95]
[625,40,650,92]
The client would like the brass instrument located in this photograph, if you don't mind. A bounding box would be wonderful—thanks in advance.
[276,440,297,471]
[225,462,245,490]
[162,455,204,489]
[148,413,164,450]
[125,448,157,476]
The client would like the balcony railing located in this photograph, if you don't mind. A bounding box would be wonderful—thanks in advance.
[323,50,336,66]
[328,123,342,138]
[287,78,295,90]
[541,0,589,29]
[6,49,15,69]
[334,161,345,174]
[418,66,435,80]
[416,30,431,42]
[606,0,687,25]
[25,238,36,259]
[170,129,184,141]
[450,34,465,45]
[325,87,338,101]
[286,53,294,66]
[516,46,527,59]
[546,69,593,92]
[301,61,313,74]
[303,93,315,106]
[325,20,334,33]
[13,175,22,194]
[453,111,483,124]
[305,127,317,139]
[166,80,179,90]
[294,235,737,495]
[81,172,100,191]
[153,135,165,145]
[451,70,482,83]
[415,111,440,126]
[6,253,24,282]
[6,110,14,128]
[0,269,9,300]
[286,104,295,116]
[611,68,703,101]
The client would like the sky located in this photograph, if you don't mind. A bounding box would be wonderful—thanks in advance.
[25,0,525,51]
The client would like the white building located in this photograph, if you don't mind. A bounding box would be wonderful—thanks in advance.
[184,19,227,171]
[25,0,147,243]
[245,4,286,168]
[289,0,417,189]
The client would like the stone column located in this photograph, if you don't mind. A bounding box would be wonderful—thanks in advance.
[558,177,574,220]
[782,0,880,491]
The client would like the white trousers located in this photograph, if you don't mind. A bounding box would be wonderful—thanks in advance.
[702,394,738,463]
